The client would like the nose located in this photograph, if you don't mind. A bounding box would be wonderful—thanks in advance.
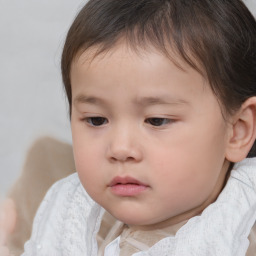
[106,126,143,163]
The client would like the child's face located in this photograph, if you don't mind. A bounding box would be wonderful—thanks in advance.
[71,43,231,228]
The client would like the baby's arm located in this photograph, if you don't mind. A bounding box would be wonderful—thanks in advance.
[0,199,16,256]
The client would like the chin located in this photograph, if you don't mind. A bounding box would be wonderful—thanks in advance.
[107,209,152,226]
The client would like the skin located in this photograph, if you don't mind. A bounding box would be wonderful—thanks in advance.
[70,43,232,230]
[0,199,16,255]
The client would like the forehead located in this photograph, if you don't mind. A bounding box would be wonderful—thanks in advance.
[70,43,217,111]
[71,41,203,84]
[73,37,203,70]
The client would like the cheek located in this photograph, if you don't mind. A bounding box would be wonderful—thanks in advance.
[72,134,105,190]
[74,147,106,203]
[151,154,211,214]
[72,123,103,168]
[149,133,225,203]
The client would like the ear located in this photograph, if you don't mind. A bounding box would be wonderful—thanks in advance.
[225,97,256,162]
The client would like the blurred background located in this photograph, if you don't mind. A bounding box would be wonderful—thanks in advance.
[0,0,256,196]
[0,0,84,196]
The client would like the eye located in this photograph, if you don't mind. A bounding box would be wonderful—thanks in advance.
[85,117,108,126]
[145,118,171,126]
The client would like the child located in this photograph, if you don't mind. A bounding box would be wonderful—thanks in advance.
[12,0,256,255]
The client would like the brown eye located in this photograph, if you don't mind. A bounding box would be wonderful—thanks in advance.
[86,117,108,126]
[145,118,171,126]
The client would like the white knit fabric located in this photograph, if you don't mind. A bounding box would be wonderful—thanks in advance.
[21,158,256,256]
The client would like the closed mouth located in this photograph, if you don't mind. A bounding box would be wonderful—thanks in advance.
[108,176,149,196]
[109,176,148,187]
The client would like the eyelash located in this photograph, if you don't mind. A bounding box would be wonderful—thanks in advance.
[145,118,172,126]
[85,117,108,126]
[83,117,172,127]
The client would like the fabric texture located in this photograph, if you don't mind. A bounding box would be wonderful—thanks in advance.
[111,220,188,256]
[97,213,188,256]
[7,137,75,256]
[22,158,256,256]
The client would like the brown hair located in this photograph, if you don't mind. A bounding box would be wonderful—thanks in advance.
[61,0,256,156]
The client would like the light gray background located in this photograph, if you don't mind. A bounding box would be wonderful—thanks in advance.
[0,0,256,196]
[0,0,85,196]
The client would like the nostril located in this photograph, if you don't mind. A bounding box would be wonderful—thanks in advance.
[127,156,135,161]
[107,144,143,163]
[109,154,135,163]
[110,155,134,162]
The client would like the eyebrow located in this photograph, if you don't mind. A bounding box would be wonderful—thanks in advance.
[133,96,189,106]
[73,94,189,107]
[73,95,107,106]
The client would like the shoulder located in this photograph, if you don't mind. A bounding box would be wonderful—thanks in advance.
[42,172,82,201]
[32,172,93,232]
[232,157,256,188]
[33,173,84,217]
[22,173,98,255]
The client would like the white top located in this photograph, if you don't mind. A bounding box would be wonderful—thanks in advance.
[22,158,256,256]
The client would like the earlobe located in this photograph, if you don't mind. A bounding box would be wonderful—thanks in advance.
[225,97,256,162]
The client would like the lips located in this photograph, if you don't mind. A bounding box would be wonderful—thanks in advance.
[109,176,147,187]
[108,176,149,196]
